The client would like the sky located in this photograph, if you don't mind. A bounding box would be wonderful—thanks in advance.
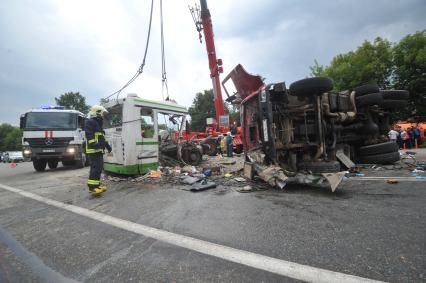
[0,0,425,125]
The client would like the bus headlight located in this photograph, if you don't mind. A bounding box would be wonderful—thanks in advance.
[66,147,76,154]
[23,148,31,155]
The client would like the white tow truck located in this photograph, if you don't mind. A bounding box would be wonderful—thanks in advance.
[20,106,88,171]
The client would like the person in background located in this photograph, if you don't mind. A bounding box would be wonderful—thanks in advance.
[401,128,411,149]
[230,122,237,136]
[413,126,421,147]
[220,133,227,156]
[3,152,9,163]
[226,131,233,157]
[388,128,399,143]
[408,127,415,148]
[396,128,403,149]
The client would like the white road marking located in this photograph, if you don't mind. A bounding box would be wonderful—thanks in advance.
[351,177,425,181]
[0,183,384,283]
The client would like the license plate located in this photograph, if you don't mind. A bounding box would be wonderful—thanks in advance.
[42,149,55,153]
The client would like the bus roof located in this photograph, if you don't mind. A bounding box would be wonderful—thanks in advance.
[104,94,188,114]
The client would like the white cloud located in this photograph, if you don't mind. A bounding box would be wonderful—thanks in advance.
[0,0,425,125]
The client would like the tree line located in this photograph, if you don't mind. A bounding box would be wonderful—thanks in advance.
[0,92,89,152]
[188,89,240,132]
[189,31,425,127]
[310,30,425,121]
[2,31,424,150]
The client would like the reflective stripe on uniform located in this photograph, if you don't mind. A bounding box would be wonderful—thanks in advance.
[86,148,102,154]
[86,132,105,154]
[87,179,100,185]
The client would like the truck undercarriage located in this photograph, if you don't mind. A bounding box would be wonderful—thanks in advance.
[225,65,407,190]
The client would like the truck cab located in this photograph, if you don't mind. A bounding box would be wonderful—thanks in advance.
[20,106,87,171]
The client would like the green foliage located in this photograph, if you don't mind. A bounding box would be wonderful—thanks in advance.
[0,124,22,151]
[393,31,426,119]
[100,98,109,106]
[141,118,154,138]
[158,124,167,130]
[311,31,426,121]
[55,92,90,114]
[188,89,241,131]
[188,89,216,131]
[227,104,241,124]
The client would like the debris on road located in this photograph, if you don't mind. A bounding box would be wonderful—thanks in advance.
[160,134,203,166]
[254,164,288,189]
[387,179,399,184]
[236,185,254,193]
[185,180,217,192]
[150,170,162,178]
[221,160,236,165]
[180,175,202,185]
[102,147,426,193]
[182,165,199,174]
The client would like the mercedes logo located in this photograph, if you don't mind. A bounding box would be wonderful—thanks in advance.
[45,139,54,146]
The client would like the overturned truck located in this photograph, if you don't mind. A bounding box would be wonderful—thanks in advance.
[223,65,407,190]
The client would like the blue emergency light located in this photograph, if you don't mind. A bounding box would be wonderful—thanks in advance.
[41,105,65,110]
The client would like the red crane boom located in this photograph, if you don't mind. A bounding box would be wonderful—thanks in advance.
[198,0,225,131]
[186,0,244,155]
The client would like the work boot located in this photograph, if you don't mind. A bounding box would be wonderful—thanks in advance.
[98,184,107,192]
[89,187,104,196]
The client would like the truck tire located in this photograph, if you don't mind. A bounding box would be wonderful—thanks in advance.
[358,151,400,164]
[297,161,340,173]
[357,141,398,156]
[47,160,58,169]
[33,159,47,172]
[202,139,218,156]
[289,77,333,97]
[62,160,75,167]
[354,84,379,96]
[355,92,383,107]
[381,90,409,100]
[75,152,86,168]
[182,147,202,166]
[233,144,243,154]
[380,99,407,109]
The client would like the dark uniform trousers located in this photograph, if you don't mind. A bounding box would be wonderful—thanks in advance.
[88,152,104,189]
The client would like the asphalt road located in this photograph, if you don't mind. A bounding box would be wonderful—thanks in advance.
[0,158,425,282]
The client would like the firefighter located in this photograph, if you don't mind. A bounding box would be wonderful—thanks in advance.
[226,131,233,157]
[85,105,112,195]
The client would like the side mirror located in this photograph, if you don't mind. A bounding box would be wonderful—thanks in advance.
[19,115,26,129]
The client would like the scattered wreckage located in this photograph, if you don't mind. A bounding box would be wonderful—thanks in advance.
[101,71,409,192]
[223,64,408,191]
[102,94,202,175]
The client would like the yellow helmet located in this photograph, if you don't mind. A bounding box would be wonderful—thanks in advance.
[89,105,108,118]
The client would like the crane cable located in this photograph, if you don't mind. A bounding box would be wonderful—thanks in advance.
[104,0,155,101]
[160,0,169,101]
